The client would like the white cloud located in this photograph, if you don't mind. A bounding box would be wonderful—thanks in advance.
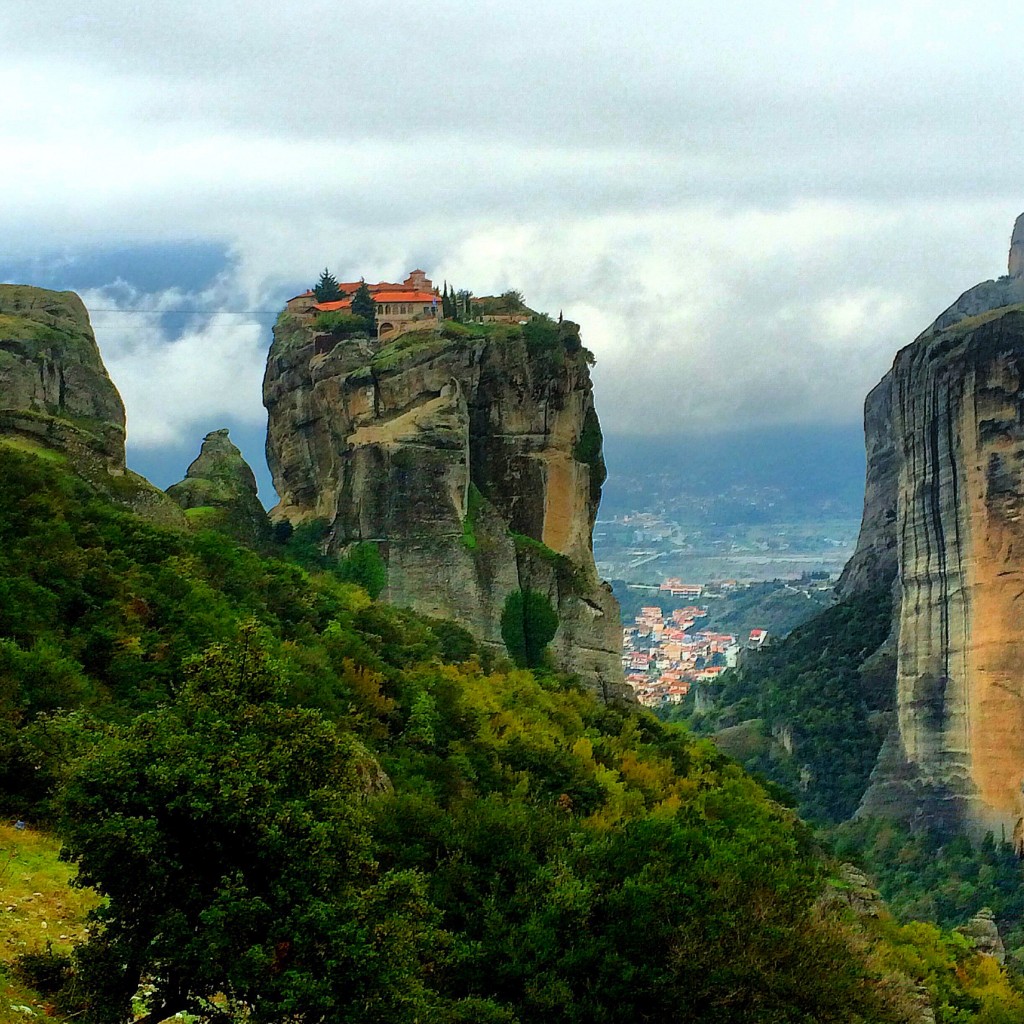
[3,1,1024,448]
[79,282,270,448]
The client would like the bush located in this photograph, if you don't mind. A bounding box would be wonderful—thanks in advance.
[314,311,371,338]
[14,942,73,995]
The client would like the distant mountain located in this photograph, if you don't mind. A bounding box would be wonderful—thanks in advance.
[601,424,866,519]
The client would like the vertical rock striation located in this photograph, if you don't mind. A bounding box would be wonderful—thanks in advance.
[264,314,627,699]
[848,218,1024,838]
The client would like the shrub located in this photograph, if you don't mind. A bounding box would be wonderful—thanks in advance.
[314,311,371,338]
[462,484,484,550]
[440,320,474,340]
[13,942,73,995]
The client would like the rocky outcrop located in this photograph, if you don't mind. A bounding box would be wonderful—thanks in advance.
[0,285,184,527]
[821,863,885,919]
[848,218,1024,839]
[264,314,626,698]
[836,376,899,597]
[0,285,126,468]
[956,908,1006,964]
[167,429,271,547]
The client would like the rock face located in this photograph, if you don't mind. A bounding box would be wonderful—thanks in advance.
[957,908,1006,964]
[846,218,1024,839]
[167,429,271,547]
[0,284,126,469]
[0,285,184,526]
[836,376,899,597]
[264,315,627,698]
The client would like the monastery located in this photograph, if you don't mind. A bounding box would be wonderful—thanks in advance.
[286,269,439,340]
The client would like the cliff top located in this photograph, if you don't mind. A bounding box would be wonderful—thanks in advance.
[0,284,93,350]
[927,214,1024,335]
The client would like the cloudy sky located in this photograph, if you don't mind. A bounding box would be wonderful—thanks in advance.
[3,1,1023,496]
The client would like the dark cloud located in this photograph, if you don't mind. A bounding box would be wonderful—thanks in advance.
[2,1,1022,454]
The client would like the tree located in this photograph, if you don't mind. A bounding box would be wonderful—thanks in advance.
[313,268,342,303]
[499,289,524,314]
[57,626,441,1024]
[500,588,558,668]
[338,541,387,599]
[350,279,377,335]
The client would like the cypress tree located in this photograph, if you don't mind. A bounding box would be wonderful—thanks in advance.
[350,279,377,335]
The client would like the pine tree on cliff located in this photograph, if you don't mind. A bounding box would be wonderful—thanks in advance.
[350,279,377,334]
[313,268,342,303]
[441,282,453,320]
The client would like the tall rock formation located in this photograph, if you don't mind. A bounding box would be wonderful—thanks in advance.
[0,285,126,469]
[845,217,1024,839]
[167,428,271,547]
[0,284,184,526]
[264,312,627,699]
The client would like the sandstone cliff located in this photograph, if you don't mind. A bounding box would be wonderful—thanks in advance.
[847,218,1024,839]
[264,314,626,698]
[167,428,271,547]
[0,284,184,526]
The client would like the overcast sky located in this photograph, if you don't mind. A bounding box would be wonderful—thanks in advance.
[3,1,1023,491]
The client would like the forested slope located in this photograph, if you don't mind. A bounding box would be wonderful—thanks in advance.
[1,443,1021,1023]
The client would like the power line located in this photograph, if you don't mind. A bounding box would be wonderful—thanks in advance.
[89,308,280,315]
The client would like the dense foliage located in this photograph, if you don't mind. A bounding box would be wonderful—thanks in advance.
[313,311,371,338]
[337,541,388,599]
[677,589,895,822]
[2,444,1021,1022]
[833,818,1024,960]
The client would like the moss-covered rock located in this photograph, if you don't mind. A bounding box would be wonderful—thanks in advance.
[167,429,271,548]
[0,285,125,468]
[0,285,186,527]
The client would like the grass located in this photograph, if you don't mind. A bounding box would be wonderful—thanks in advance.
[371,334,451,373]
[0,315,73,348]
[935,302,1024,337]
[0,437,68,465]
[462,483,484,550]
[0,824,99,1022]
[184,505,225,528]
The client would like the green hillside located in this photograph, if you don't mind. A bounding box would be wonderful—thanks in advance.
[0,444,1021,1022]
